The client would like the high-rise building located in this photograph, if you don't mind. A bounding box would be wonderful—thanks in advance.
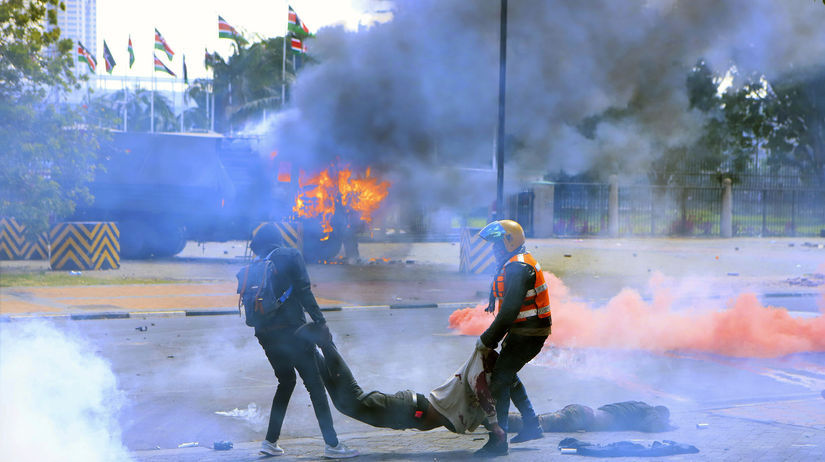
[56,0,97,71]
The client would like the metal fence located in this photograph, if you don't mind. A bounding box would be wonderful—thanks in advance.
[551,183,825,237]
[553,183,609,235]
[733,188,825,236]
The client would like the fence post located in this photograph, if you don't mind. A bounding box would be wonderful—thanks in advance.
[608,174,619,237]
[721,178,733,238]
[791,190,797,236]
[761,189,767,236]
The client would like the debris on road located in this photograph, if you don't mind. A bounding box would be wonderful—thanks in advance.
[213,441,233,450]
[786,274,824,287]
[696,423,709,429]
[136,326,148,332]
[177,442,198,448]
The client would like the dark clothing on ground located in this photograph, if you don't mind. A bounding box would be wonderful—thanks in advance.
[507,401,672,433]
[558,437,698,457]
[252,243,338,447]
[314,343,435,431]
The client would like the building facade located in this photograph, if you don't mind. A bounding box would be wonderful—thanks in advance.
[56,0,97,71]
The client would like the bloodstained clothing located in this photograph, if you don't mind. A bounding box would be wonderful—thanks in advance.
[315,343,497,433]
[428,348,498,433]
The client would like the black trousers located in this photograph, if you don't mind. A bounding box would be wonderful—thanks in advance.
[315,343,427,430]
[256,328,338,446]
[489,333,547,431]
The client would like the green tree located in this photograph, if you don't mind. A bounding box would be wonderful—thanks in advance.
[207,36,294,132]
[765,72,825,184]
[0,0,106,236]
[686,61,776,183]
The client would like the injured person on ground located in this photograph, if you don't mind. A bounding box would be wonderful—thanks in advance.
[295,322,673,438]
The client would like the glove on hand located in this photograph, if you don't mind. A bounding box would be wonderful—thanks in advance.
[484,301,496,313]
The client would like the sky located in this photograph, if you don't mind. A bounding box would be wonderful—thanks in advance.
[94,0,389,82]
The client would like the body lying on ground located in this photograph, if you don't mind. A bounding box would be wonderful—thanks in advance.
[507,401,672,433]
[296,323,672,435]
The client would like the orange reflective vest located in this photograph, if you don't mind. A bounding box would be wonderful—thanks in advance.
[492,252,550,323]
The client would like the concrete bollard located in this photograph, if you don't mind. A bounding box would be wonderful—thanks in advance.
[721,178,733,238]
[608,175,619,238]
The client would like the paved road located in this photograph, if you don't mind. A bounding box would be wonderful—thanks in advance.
[2,238,824,460]
[4,306,823,461]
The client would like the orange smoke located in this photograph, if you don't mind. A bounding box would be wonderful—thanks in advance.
[448,272,825,358]
[292,163,390,239]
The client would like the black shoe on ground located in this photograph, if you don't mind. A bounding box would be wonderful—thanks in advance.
[294,322,333,346]
[510,422,543,443]
[474,433,508,457]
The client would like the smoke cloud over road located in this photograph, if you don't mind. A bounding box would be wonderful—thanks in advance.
[0,321,131,462]
[271,0,825,202]
[449,271,825,358]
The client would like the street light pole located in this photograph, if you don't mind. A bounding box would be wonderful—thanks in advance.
[495,0,508,219]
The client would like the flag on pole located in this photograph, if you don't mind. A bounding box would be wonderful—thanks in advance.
[128,36,135,68]
[154,53,176,76]
[182,55,188,84]
[77,41,97,72]
[154,28,174,60]
[102,40,116,74]
[218,16,241,39]
[204,48,214,69]
[290,36,307,54]
[288,6,311,37]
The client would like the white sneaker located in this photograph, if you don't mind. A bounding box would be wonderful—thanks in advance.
[324,441,359,459]
[260,440,284,456]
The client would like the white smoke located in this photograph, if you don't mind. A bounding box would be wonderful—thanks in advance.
[0,321,131,462]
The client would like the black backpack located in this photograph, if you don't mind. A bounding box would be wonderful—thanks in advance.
[236,251,292,328]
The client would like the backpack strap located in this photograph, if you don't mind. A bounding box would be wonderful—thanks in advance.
[238,262,253,317]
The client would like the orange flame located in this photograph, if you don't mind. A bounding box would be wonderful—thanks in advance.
[292,163,390,239]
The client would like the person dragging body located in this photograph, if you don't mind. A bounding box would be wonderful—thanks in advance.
[241,224,358,459]
[295,323,672,447]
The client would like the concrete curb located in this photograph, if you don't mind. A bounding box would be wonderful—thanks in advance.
[0,301,476,323]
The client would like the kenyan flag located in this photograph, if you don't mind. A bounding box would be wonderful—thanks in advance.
[154,28,174,60]
[77,41,97,72]
[103,40,116,74]
[288,6,311,37]
[154,53,176,76]
[290,36,306,54]
[218,16,240,39]
[128,36,135,68]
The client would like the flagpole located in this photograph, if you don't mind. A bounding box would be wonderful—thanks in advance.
[122,76,127,131]
[179,81,183,132]
[205,78,209,132]
[282,7,287,108]
[151,71,155,133]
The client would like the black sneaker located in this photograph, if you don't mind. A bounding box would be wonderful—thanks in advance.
[474,433,508,457]
[510,422,543,443]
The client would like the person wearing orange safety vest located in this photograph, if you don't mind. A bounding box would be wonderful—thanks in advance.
[473,220,552,457]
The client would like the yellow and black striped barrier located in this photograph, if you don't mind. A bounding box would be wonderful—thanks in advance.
[252,222,303,251]
[50,222,120,270]
[459,228,496,274]
[0,217,48,260]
